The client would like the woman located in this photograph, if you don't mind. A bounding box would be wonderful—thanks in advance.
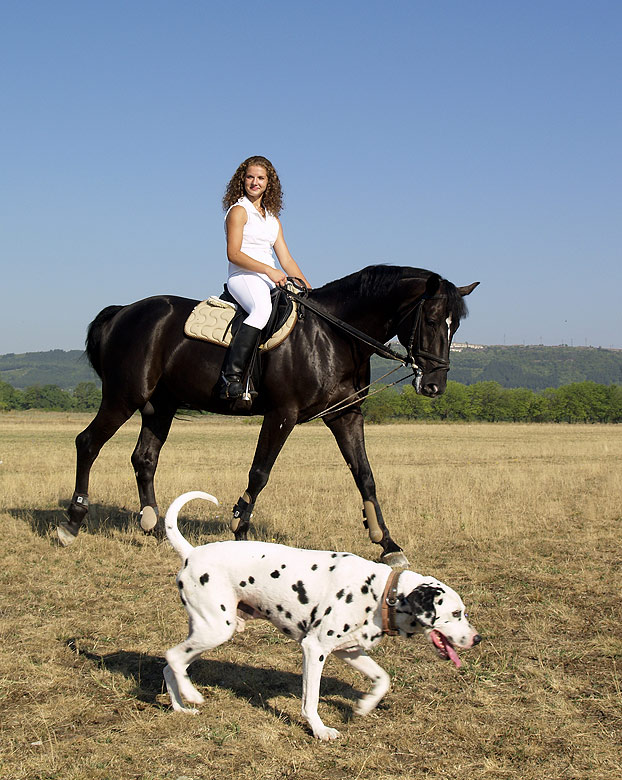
[219,156,311,400]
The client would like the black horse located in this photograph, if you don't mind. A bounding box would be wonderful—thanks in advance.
[58,265,478,565]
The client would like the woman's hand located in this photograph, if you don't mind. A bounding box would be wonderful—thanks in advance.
[266,266,288,287]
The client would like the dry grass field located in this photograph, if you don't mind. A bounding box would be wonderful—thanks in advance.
[1,411,621,780]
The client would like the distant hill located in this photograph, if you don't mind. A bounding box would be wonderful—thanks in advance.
[0,350,97,390]
[371,344,622,390]
[1,344,621,392]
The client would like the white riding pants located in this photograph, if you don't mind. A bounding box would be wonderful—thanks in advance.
[227,272,276,330]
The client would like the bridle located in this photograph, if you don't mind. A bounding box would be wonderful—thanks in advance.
[284,279,451,370]
[282,279,453,421]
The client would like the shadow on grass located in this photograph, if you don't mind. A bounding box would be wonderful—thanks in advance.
[10,502,287,546]
[66,639,359,725]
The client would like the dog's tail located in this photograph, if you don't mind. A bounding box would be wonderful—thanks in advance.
[164,491,219,561]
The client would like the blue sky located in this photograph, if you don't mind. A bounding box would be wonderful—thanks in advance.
[2,0,621,353]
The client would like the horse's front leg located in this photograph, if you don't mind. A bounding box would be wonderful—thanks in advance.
[323,408,409,567]
[231,410,297,540]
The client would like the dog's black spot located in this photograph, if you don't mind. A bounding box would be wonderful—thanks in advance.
[277,604,283,612]
[239,581,246,587]
[226,620,231,626]
[364,619,368,625]
[184,559,189,569]
[292,581,309,604]
[281,564,286,569]
[324,606,332,615]
[261,554,265,558]
[345,593,353,604]
[297,620,308,633]
[271,570,280,578]
[363,633,368,640]
[343,623,350,632]
[177,580,183,590]
[309,606,318,624]
[336,589,344,599]
[331,553,337,558]
[361,585,369,594]
[220,604,226,612]
[248,576,255,584]
[327,630,334,636]
[285,611,292,620]
[319,654,324,662]
[186,647,193,654]
[438,598,443,605]
[329,565,335,571]
[199,572,209,585]
[370,632,382,641]
[283,627,291,635]
[180,595,186,606]
[365,606,372,613]
[313,619,322,628]
[265,609,271,616]
[311,564,318,571]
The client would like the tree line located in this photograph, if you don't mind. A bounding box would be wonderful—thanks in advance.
[2,378,621,423]
[0,381,102,412]
[361,380,622,423]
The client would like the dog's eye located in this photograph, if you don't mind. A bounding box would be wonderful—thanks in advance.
[452,610,462,619]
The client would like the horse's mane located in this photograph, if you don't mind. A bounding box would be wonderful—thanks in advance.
[313,265,468,320]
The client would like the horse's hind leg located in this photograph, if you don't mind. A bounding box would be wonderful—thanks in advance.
[323,408,409,567]
[58,402,135,546]
[131,399,177,534]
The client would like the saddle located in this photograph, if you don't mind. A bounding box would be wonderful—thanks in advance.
[184,285,298,350]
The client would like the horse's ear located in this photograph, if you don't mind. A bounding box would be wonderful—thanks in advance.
[425,273,442,297]
[457,282,479,297]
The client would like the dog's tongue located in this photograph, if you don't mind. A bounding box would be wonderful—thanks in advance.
[431,630,462,669]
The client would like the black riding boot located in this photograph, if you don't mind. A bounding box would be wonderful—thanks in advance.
[218,324,261,400]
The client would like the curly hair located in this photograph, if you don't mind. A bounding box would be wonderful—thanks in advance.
[222,155,284,217]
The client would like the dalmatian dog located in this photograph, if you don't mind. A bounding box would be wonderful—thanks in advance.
[163,492,481,741]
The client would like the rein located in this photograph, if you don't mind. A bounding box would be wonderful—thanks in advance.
[283,279,451,422]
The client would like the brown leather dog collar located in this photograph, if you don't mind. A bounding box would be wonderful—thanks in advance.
[381,570,401,636]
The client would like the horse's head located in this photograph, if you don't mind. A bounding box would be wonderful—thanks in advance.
[396,275,479,398]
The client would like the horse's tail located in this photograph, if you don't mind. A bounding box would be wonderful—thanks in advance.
[164,491,219,562]
[85,305,125,377]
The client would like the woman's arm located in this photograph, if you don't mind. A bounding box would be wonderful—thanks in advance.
[273,222,312,289]
[226,206,287,285]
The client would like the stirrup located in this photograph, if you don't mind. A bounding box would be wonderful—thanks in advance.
[219,373,245,400]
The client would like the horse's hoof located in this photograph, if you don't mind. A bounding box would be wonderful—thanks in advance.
[381,550,409,568]
[57,523,78,547]
[140,506,159,532]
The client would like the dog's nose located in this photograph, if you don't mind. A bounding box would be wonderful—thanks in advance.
[472,634,482,646]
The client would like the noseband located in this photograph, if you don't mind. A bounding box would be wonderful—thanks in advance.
[399,295,451,371]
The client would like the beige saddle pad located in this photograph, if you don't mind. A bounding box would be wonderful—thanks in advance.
[184,295,298,351]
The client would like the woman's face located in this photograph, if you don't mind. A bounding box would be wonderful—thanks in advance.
[244,165,268,200]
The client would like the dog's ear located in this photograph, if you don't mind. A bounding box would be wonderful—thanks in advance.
[406,584,444,626]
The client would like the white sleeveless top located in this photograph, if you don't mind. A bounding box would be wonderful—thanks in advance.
[225,195,280,278]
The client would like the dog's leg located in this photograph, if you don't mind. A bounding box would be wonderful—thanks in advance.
[333,649,391,716]
[164,619,235,714]
[300,638,340,741]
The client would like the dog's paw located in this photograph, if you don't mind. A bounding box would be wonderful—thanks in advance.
[313,726,341,741]
[354,696,377,717]
[181,689,205,706]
